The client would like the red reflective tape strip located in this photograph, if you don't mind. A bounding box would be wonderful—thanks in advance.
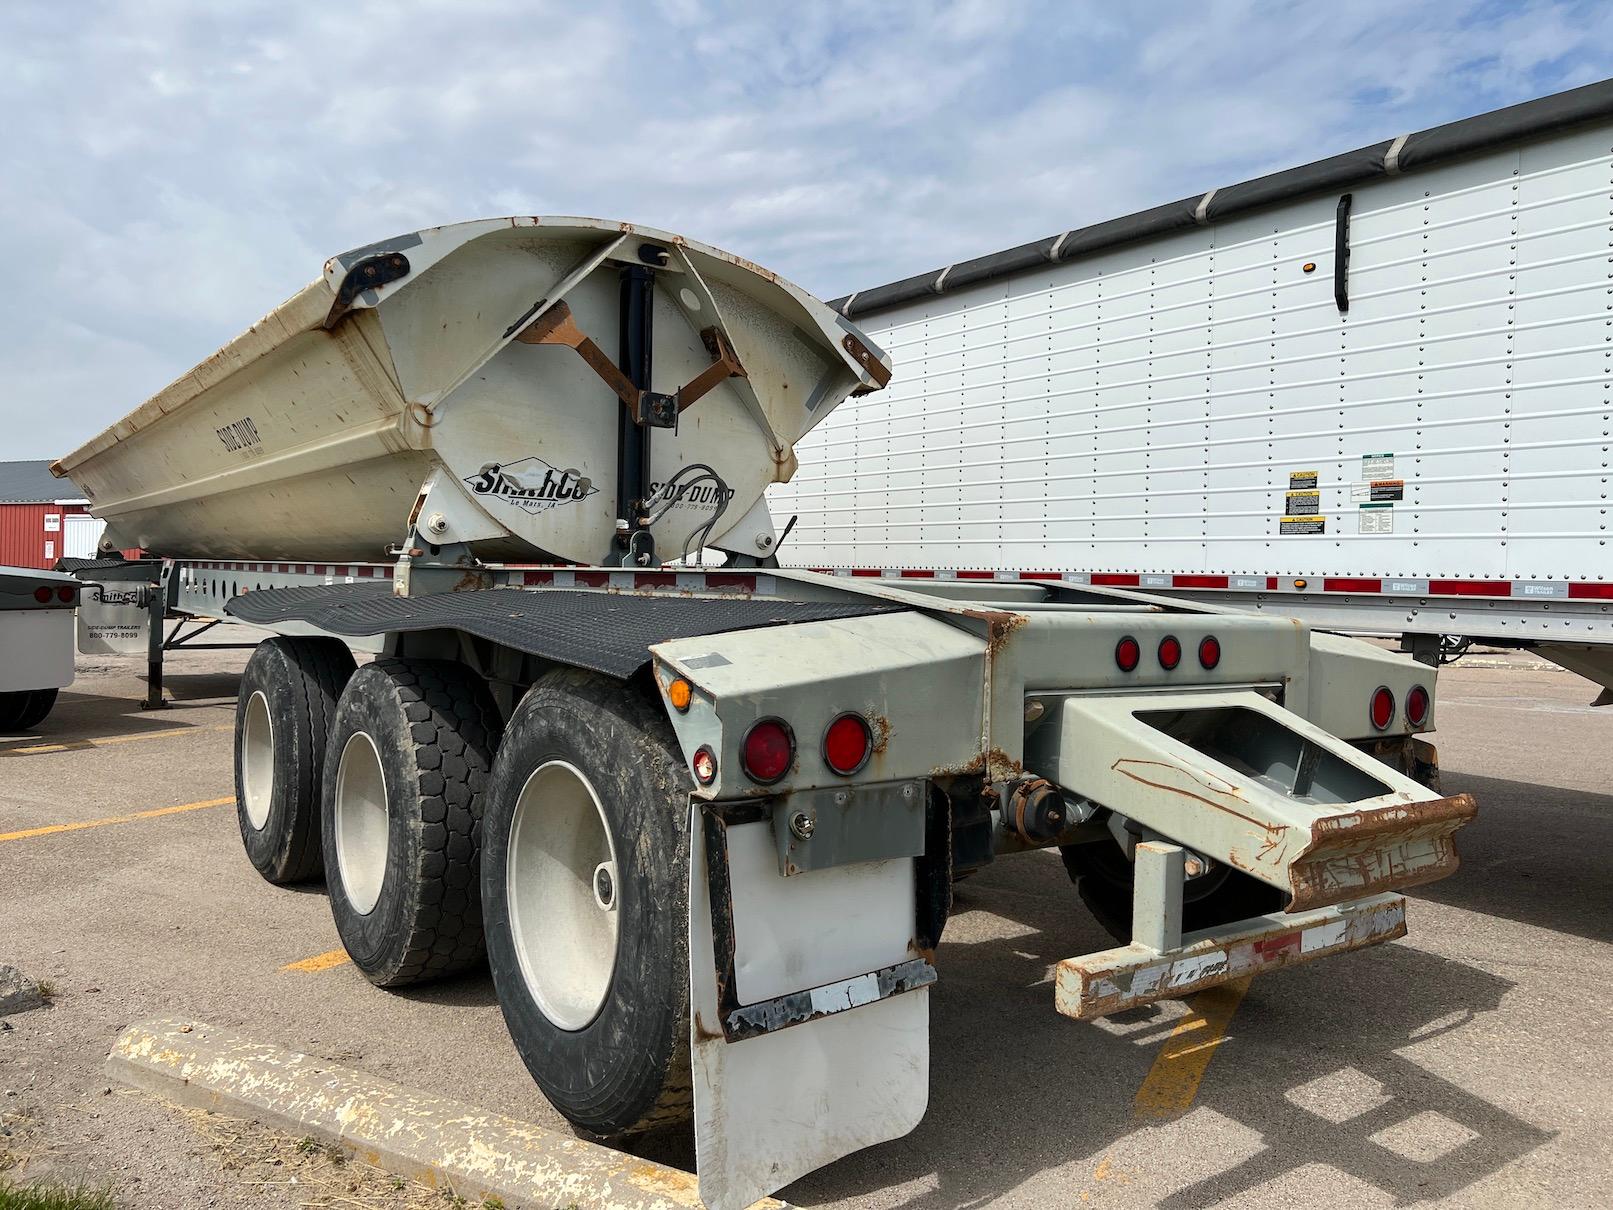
[899,569,935,578]
[1253,932,1302,961]
[633,572,680,589]
[1171,574,1229,589]
[957,569,996,579]
[522,571,554,586]
[574,571,611,588]
[1266,577,1279,590]
[703,574,758,591]
[1568,583,1613,599]
[1429,579,1514,597]
[1323,577,1383,593]
[850,568,883,577]
[1091,573,1141,586]
[1019,571,1061,581]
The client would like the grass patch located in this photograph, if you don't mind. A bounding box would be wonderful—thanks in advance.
[30,982,54,1004]
[0,1179,114,1210]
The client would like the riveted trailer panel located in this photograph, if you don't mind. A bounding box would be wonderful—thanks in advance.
[774,83,1613,648]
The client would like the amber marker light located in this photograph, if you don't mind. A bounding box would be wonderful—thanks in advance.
[667,677,693,712]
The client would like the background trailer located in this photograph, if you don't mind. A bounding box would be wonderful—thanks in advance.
[775,79,1613,697]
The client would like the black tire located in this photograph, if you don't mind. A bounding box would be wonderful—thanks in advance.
[0,688,58,731]
[322,658,502,988]
[234,637,355,884]
[481,668,693,1137]
[1060,836,1287,942]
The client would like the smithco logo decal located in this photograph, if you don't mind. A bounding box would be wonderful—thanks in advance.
[465,458,597,514]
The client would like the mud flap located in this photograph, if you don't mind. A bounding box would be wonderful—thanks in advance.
[689,804,930,1210]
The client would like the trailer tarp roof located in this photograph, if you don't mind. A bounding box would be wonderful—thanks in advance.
[831,77,1613,321]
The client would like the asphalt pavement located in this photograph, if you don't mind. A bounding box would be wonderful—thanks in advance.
[1,638,1609,1208]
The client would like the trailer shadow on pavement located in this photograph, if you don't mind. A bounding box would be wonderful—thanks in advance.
[782,854,1548,1209]
[1411,770,1613,945]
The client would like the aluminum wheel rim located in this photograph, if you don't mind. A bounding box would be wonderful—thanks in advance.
[334,731,389,916]
[507,759,620,1032]
[240,691,275,830]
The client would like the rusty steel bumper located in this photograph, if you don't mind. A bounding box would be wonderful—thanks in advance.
[1056,892,1409,1019]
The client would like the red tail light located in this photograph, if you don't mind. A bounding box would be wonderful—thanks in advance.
[1198,635,1221,669]
[741,718,794,785]
[692,746,718,786]
[1370,686,1396,731]
[33,585,52,604]
[1115,636,1141,672]
[823,713,872,776]
[1406,684,1430,727]
[56,585,76,604]
[1158,635,1182,670]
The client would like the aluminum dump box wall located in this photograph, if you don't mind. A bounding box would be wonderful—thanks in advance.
[56,218,886,564]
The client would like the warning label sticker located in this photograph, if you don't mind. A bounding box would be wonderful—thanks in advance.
[1359,503,1394,534]
[1350,479,1405,503]
[1280,515,1326,535]
[1286,489,1320,514]
[1361,452,1395,480]
[1288,469,1319,491]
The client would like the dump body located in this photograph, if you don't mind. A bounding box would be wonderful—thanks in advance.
[55,218,887,564]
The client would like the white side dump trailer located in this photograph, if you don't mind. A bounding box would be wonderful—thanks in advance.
[778,80,1613,698]
[55,217,1475,1209]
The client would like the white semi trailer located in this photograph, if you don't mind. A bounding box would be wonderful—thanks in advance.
[0,565,79,730]
[779,79,1613,698]
[56,217,1473,1209]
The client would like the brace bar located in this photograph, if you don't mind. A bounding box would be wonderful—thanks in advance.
[517,301,747,421]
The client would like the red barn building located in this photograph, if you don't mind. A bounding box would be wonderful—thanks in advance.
[0,459,106,569]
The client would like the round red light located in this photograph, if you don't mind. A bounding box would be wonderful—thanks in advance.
[33,585,52,604]
[823,713,872,776]
[1158,635,1182,670]
[1370,686,1396,731]
[56,585,76,604]
[1115,636,1141,672]
[742,718,794,785]
[1406,684,1430,727]
[1198,635,1221,669]
[692,746,718,785]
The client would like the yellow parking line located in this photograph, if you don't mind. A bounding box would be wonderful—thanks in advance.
[0,795,236,844]
[282,949,352,973]
[0,723,233,758]
[1133,976,1251,1120]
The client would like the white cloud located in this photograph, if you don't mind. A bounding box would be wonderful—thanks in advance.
[0,0,1609,457]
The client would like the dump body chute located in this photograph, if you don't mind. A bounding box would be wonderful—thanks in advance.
[53,217,888,564]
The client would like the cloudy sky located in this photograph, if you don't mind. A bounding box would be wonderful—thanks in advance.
[2,0,1610,458]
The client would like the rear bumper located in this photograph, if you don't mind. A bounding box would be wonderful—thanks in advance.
[1056,892,1408,1019]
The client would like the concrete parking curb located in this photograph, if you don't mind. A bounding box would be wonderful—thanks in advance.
[108,1017,787,1210]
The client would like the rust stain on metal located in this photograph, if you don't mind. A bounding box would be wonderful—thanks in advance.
[841,333,892,388]
[867,712,892,755]
[1285,792,1475,912]
[960,606,1027,657]
[1110,758,1274,834]
[692,1012,723,1044]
